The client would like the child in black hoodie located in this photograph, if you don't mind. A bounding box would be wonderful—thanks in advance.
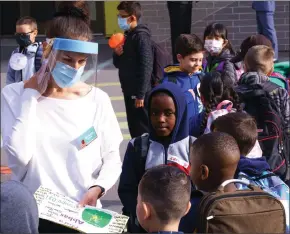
[113,1,153,138]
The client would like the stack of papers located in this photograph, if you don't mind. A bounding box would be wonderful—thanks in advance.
[34,186,129,233]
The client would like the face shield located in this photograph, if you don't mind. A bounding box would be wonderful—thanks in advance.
[37,37,98,93]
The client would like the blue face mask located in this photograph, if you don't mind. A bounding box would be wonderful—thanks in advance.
[118,16,130,31]
[51,61,85,88]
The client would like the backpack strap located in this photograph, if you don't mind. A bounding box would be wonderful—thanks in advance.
[262,80,280,93]
[34,42,43,72]
[206,61,224,73]
[134,134,150,182]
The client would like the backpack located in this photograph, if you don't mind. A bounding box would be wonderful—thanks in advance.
[122,134,150,233]
[202,60,244,80]
[274,61,290,78]
[203,100,236,134]
[151,41,171,87]
[236,83,289,180]
[195,179,286,233]
[237,171,290,200]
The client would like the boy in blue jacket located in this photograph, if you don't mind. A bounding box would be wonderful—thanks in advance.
[160,34,204,119]
[118,83,196,233]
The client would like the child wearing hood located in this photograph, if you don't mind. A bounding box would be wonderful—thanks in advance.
[118,83,196,233]
[203,23,237,85]
[160,34,204,119]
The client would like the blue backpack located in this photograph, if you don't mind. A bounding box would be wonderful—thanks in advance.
[236,171,289,200]
[236,171,289,231]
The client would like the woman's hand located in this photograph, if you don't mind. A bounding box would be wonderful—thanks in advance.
[79,186,103,207]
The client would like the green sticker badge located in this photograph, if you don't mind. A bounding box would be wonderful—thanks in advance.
[82,208,112,228]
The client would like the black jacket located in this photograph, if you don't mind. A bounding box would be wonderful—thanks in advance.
[113,24,153,99]
[205,49,238,85]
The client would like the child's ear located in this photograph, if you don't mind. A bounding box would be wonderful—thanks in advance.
[184,201,192,216]
[142,202,151,220]
[176,54,183,63]
[200,165,209,180]
[129,15,137,23]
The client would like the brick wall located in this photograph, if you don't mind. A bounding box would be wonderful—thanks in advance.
[141,1,289,57]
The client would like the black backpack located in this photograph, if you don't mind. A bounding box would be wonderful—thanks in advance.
[122,134,150,233]
[151,41,171,87]
[236,82,289,180]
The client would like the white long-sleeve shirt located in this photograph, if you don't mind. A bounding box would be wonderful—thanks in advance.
[1,82,123,203]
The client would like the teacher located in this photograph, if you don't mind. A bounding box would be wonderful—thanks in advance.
[1,3,123,232]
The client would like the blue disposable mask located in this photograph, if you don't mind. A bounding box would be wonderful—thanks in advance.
[118,16,130,31]
[51,61,85,88]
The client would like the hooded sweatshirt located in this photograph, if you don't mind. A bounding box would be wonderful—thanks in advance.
[203,49,237,85]
[113,24,153,99]
[0,180,39,233]
[118,83,196,217]
[238,72,290,137]
[161,65,204,118]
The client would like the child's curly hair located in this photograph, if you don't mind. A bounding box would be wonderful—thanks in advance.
[199,71,242,135]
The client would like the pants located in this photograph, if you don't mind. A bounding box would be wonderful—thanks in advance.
[124,95,149,139]
[256,11,279,60]
[38,219,80,233]
[167,1,193,64]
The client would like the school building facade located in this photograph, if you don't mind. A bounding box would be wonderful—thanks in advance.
[1,1,289,54]
[140,1,289,54]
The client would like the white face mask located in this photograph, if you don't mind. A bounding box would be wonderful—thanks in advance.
[204,39,223,54]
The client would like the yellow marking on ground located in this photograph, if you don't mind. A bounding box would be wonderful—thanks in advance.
[122,134,131,140]
[119,121,128,129]
[116,112,127,118]
[110,96,124,101]
[96,82,120,87]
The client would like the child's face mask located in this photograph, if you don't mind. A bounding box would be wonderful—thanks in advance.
[118,16,131,31]
[204,39,223,55]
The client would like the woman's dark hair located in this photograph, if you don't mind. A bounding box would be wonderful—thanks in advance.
[199,71,242,134]
[46,1,92,40]
[231,34,273,63]
[203,22,235,55]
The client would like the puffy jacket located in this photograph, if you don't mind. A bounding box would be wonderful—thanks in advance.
[113,24,153,99]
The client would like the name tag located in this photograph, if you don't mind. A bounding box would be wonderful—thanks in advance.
[77,126,98,149]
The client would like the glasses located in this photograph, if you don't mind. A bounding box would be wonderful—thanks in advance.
[117,14,131,18]
[15,31,34,37]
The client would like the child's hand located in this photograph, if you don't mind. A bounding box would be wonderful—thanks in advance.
[135,98,144,108]
[114,45,123,56]
[188,89,196,99]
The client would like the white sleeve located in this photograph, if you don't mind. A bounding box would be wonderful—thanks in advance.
[91,93,123,192]
[2,88,40,178]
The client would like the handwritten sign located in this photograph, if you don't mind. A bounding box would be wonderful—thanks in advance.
[34,186,129,233]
